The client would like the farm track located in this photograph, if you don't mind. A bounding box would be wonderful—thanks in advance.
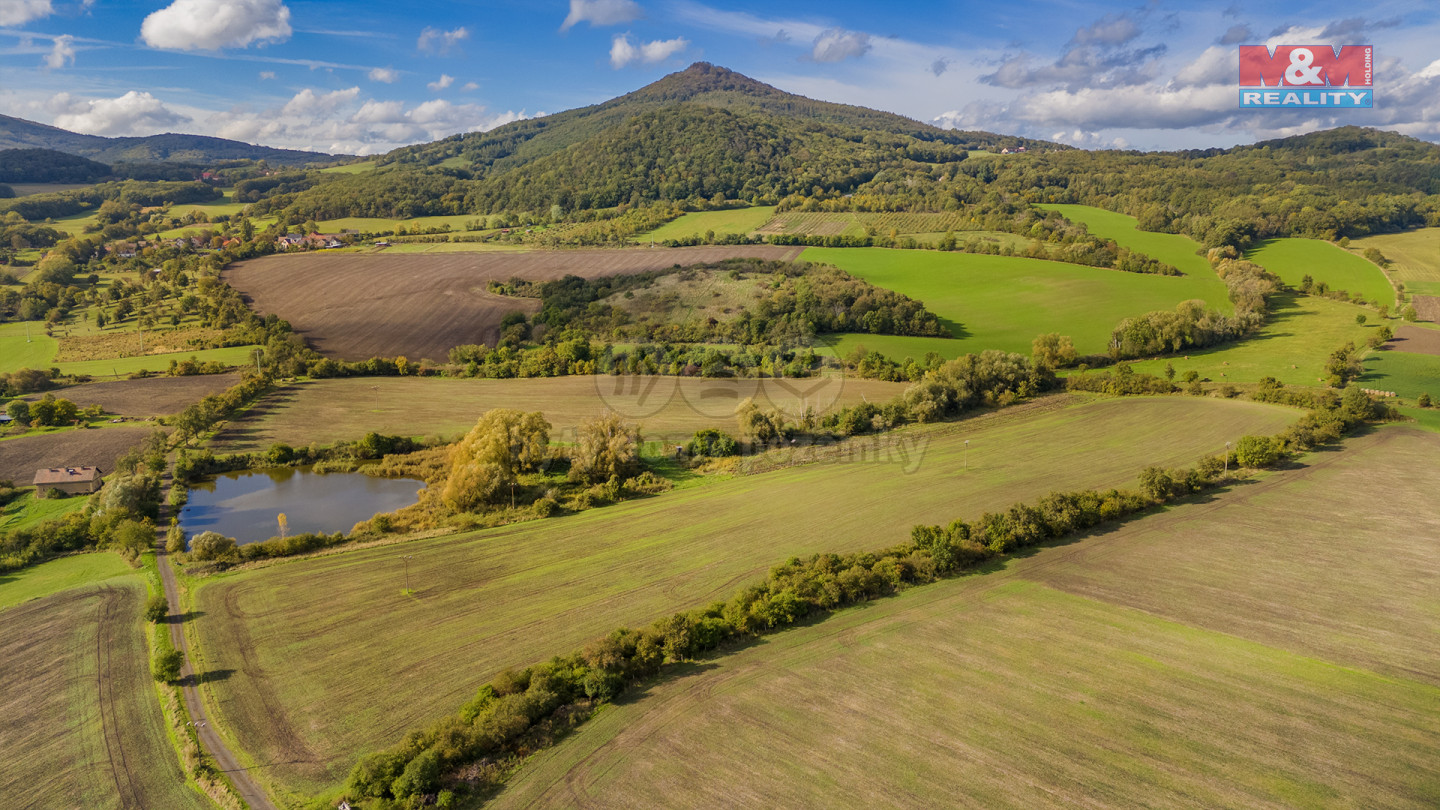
[225,246,804,362]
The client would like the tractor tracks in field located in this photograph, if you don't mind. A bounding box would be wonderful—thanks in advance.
[94,585,145,809]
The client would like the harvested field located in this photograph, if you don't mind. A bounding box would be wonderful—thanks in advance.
[0,425,154,485]
[209,374,909,454]
[224,246,804,362]
[496,427,1440,810]
[25,373,240,417]
[190,395,1299,797]
[0,583,210,809]
[1391,324,1440,356]
[1411,296,1440,323]
[1348,228,1440,297]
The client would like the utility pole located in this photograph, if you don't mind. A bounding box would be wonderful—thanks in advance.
[964,439,970,472]
[1224,441,1231,476]
[398,554,413,593]
[371,385,380,413]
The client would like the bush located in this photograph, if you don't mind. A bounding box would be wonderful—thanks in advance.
[189,531,236,561]
[152,648,183,683]
[1419,392,1433,408]
[1234,434,1283,468]
[144,593,169,623]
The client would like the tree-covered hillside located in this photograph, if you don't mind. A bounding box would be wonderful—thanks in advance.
[0,113,335,166]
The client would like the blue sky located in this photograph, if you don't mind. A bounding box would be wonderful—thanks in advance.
[1,0,1437,155]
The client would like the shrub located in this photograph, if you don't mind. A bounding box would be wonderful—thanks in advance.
[152,649,183,683]
[1234,435,1283,468]
[144,593,169,623]
[189,531,236,561]
[1419,393,1433,408]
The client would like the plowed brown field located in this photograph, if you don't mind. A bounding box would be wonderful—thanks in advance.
[24,373,240,417]
[224,246,803,362]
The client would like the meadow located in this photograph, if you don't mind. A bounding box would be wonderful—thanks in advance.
[800,247,1230,360]
[0,491,91,534]
[1247,238,1396,309]
[496,426,1440,809]
[638,206,777,241]
[1037,203,1214,277]
[0,552,133,609]
[1347,227,1440,296]
[209,375,910,454]
[54,345,260,379]
[1360,349,1440,402]
[0,320,60,374]
[1123,293,1376,387]
[187,395,1299,798]
[0,581,211,809]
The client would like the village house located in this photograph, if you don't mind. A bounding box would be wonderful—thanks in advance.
[33,466,103,497]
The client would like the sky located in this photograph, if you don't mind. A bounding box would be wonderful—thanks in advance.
[1,0,1438,156]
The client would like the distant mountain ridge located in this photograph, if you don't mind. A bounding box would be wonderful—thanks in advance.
[0,113,336,166]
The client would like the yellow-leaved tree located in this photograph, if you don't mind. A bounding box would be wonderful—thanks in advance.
[442,409,550,511]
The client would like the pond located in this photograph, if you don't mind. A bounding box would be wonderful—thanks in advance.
[179,467,423,545]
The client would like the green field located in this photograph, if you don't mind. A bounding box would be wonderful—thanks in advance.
[1360,350,1440,402]
[1125,293,1376,386]
[1247,238,1396,309]
[209,375,911,454]
[0,491,90,533]
[54,344,260,378]
[1347,228,1440,296]
[497,426,1440,809]
[190,395,1298,798]
[319,161,379,174]
[0,582,211,809]
[0,320,59,373]
[638,206,777,242]
[801,247,1231,360]
[0,552,134,610]
[1038,204,1215,277]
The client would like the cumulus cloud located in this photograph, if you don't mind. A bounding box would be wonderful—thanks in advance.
[0,0,52,26]
[51,90,189,136]
[561,0,641,31]
[980,11,1166,91]
[462,81,479,91]
[417,26,468,54]
[43,34,74,69]
[427,73,454,91]
[810,28,870,63]
[141,0,292,50]
[609,33,688,68]
[1172,45,1235,88]
[368,66,398,83]
[207,86,533,155]
[1069,12,1141,48]
[259,70,277,80]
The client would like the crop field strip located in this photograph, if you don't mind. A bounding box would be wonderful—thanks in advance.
[0,582,210,809]
[0,424,154,485]
[208,375,910,454]
[223,245,804,362]
[495,426,1440,809]
[21,372,240,417]
[1247,238,1397,310]
[800,246,1230,361]
[0,552,134,610]
[190,395,1299,797]
[1347,227,1440,297]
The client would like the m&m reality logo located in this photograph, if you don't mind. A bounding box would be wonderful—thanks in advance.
[1238,45,1373,108]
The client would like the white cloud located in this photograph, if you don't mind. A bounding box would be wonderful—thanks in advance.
[561,0,641,31]
[427,73,454,91]
[0,0,52,26]
[259,70,277,80]
[462,81,479,91]
[810,28,870,63]
[417,26,468,55]
[43,34,73,69]
[609,33,688,68]
[280,86,359,117]
[51,90,190,136]
[1172,45,1234,88]
[141,0,292,51]
[368,66,398,83]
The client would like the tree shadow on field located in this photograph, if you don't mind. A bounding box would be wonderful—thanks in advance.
[169,609,205,624]
[611,661,723,706]
[186,668,234,686]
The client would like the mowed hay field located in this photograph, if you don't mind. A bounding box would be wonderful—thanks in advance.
[1347,227,1440,297]
[190,395,1299,797]
[638,206,778,241]
[801,246,1230,360]
[1247,238,1396,309]
[0,425,154,485]
[209,375,909,453]
[24,373,240,417]
[497,426,1440,809]
[224,246,803,362]
[0,582,211,809]
[1038,203,1216,277]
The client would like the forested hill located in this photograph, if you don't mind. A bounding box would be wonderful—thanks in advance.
[382,62,1057,175]
[0,113,334,166]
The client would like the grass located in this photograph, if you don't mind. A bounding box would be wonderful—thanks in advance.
[1247,238,1396,310]
[1399,406,1440,433]
[1347,228,1440,297]
[495,426,1440,809]
[0,582,212,808]
[188,395,1299,798]
[1123,293,1376,387]
[0,552,134,610]
[0,320,59,373]
[0,491,89,533]
[1037,203,1215,277]
[319,161,379,174]
[801,247,1231,360]
[638,207,777,242]
[53,344,260,378]
[209,375,912,454]
[1360,349,1440,402]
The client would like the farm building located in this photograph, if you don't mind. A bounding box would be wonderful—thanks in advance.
[33,466,103,497]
